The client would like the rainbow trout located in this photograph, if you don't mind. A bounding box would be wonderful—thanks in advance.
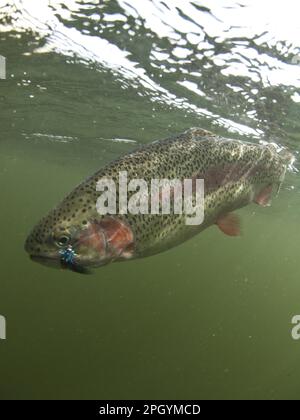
[24,128,293,274]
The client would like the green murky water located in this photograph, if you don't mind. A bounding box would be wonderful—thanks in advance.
[0,0,300,399]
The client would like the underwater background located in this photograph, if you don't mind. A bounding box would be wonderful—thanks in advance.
[0,0,300,399]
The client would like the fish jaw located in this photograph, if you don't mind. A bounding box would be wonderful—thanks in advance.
[24,233,61,267]
[24,225,105,273]
[29,254,92,275]
[25,216,135,273]
[30,254,62,269]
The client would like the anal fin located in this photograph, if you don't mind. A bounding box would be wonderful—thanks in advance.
[255,185,273,207]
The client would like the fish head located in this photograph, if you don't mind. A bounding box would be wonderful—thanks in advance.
[24,191,134,274]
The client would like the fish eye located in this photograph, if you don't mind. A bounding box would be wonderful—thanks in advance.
[56,235,70,247]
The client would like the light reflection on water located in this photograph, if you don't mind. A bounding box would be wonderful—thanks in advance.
[1,0,300,140]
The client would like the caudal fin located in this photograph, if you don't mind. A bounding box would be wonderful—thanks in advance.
[266,143,296,168]
[278,148,296,167]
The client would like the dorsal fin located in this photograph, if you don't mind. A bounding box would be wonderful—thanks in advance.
[184,127,216,139]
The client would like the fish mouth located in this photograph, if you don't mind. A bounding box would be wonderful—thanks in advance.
[30,254,60,265]
[29,254,91,275]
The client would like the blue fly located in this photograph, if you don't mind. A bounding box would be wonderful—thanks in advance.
[59,246,90,274]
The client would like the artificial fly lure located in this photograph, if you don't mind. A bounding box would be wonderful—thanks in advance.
[59,246,91,274]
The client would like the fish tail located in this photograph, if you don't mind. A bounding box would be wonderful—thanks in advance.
[278,148,296,167]
[266,143,296,168]
[276,148,296,194]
